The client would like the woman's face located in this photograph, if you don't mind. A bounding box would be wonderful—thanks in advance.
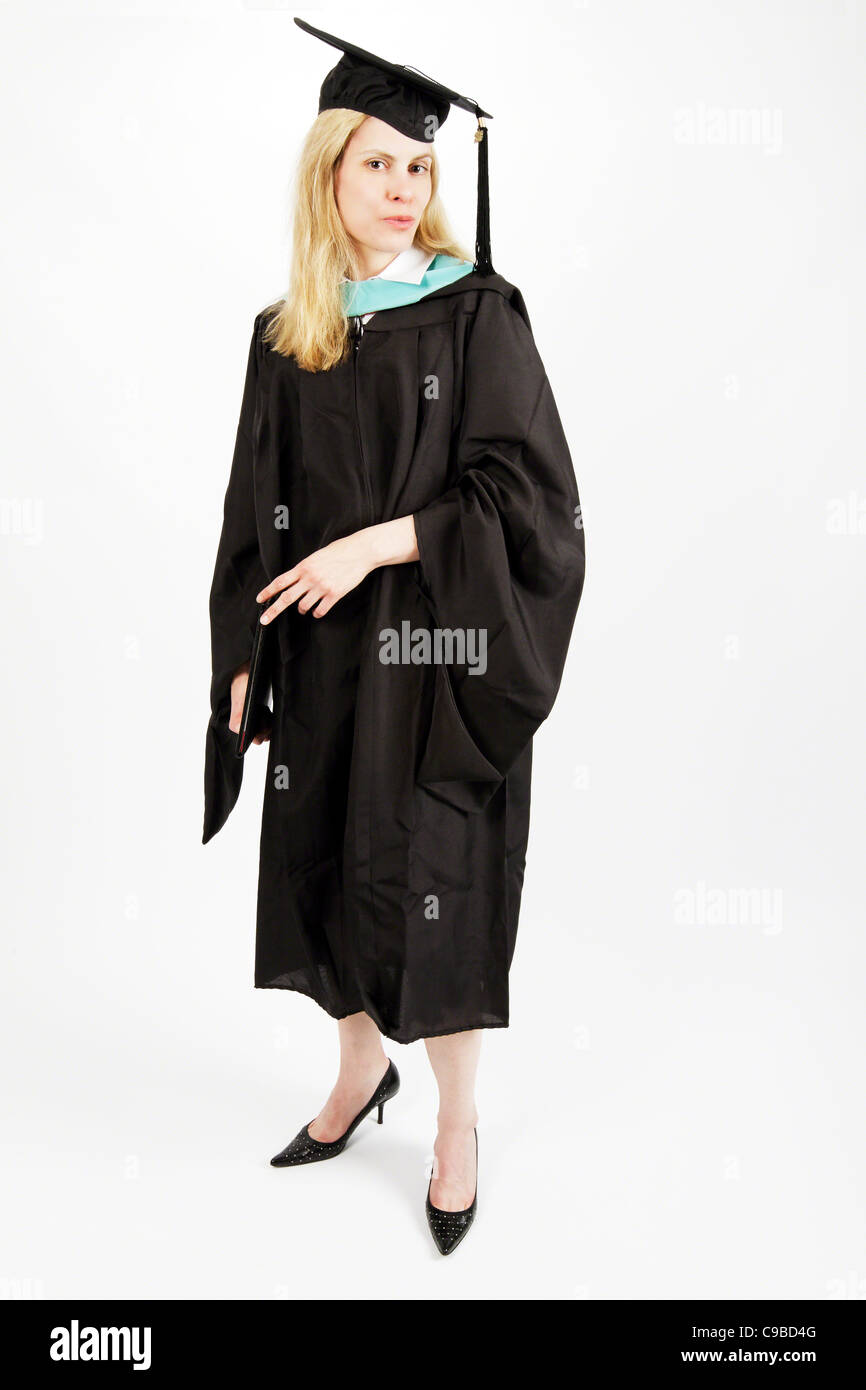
[334,115,433,259]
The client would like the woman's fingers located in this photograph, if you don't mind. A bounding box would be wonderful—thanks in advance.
[297,586,326,616]
[261,579,336,621]
[252,711,272,745]
[260,578,310,623]
[256,549,351,623]
[311,592,338,618]
[256,568,299,604]
[228,665,249,732]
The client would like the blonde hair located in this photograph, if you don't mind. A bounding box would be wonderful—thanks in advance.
[262,109,473,374]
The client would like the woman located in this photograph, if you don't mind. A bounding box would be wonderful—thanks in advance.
[203,20,586,1255]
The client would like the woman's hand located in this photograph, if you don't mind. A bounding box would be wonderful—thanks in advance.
[229,664,249,734]
[256,518,419,624]
[228,662,271,744]
[256,531,376,623]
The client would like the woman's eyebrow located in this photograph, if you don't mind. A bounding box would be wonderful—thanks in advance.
[360,148,433,162]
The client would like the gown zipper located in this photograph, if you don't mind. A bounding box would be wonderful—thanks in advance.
[351,315,375,525]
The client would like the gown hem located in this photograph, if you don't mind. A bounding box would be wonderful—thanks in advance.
[254,977,509,1045]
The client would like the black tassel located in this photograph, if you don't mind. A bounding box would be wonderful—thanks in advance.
[474,117,494,276]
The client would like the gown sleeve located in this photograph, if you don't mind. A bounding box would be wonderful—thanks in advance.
[202,312,269,844]
[411,288,586,814]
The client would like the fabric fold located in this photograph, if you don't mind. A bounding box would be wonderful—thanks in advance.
[412,289,585,813]
[203,313,267,844]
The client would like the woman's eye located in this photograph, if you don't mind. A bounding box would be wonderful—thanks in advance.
[365,160,429,173]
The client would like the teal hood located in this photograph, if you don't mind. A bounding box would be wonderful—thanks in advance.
[341,253,475,319]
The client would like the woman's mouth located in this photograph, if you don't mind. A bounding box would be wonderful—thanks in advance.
[383,216,414,227]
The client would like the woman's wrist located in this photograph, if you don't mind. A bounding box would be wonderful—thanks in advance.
[362,516,419,570]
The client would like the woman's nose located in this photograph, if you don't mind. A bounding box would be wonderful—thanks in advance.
[386,176,414,203]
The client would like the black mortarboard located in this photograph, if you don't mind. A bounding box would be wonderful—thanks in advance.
[294,16,494,276]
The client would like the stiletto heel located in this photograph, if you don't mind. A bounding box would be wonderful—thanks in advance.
[425,1127,478,1256]
[270,1060,400,1167]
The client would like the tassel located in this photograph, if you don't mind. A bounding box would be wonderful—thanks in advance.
[474,117,494,276]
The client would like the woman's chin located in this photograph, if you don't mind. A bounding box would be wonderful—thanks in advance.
[379,221,415,238]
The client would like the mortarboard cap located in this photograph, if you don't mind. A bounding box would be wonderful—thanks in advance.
[294,16,494,276]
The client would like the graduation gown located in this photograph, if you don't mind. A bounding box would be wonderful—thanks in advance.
[203,270,586,1044]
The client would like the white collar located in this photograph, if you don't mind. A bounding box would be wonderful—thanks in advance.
[343,243,436,286]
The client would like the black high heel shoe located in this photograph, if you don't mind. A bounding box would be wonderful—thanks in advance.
[269,1060,400,1167]
[425,1128,477,1255]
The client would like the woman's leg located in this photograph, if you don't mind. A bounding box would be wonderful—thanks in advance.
[307,1012,389,1142]
[424,1030,481,1211]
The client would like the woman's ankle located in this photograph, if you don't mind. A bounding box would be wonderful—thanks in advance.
[435,1110,478,1136]
[337,1051,389,1088]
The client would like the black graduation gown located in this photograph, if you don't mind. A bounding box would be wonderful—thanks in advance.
[203,270,586,1044]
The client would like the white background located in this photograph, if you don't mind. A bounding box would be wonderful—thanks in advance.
[1,0,864,1300]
